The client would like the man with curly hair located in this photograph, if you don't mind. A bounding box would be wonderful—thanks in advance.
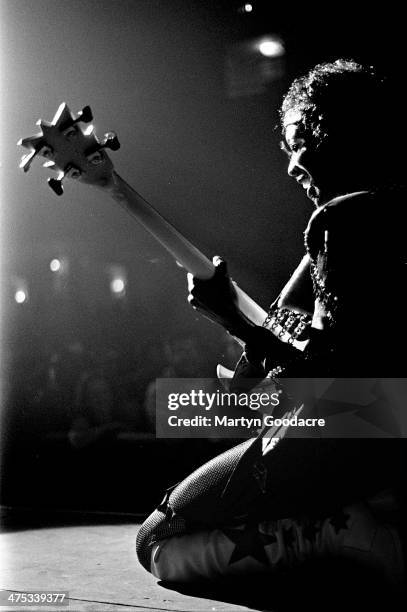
[136,60,405,588]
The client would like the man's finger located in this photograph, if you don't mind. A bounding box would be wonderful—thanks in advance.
[187,273,194,291]
[213,255,227,276]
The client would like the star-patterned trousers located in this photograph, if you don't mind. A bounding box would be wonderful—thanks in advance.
[136,436,403,583]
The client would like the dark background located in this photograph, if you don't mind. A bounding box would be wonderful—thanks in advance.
[0,0,405,514]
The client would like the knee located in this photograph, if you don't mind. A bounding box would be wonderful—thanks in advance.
[148,532,216,582]
[148,529,246,583]
[135,524,153,572]
[136,527,216,583]
[136,508,188,575]
[136,527,202,583]
[136,510,165,573]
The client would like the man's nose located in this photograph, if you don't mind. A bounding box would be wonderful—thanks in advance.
[287,154,301,177]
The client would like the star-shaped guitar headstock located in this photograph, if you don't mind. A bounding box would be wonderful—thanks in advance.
[17,102,120,195]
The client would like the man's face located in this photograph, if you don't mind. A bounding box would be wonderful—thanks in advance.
[282,110,335,207]
[282,113,322,207]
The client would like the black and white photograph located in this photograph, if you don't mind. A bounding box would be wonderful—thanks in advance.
[0,1,406,610]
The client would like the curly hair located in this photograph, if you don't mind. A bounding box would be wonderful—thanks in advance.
[280,59,387,151]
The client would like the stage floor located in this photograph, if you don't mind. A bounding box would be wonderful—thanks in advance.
[0,520,266,612]
[0,511,402,611]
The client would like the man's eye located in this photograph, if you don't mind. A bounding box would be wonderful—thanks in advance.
[290,142,305,153]
[280,140,305,156]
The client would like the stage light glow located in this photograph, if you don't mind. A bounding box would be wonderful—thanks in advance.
[50,258,61,272]
[244,3,253,11]
[111,278,125,294]
[258,38,285,58]
[15,290,27,304]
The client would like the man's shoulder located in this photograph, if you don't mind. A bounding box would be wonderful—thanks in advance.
[307,187,405,231]
[307,190,373,230]
[305,188,406,258]
[304,192,373,257]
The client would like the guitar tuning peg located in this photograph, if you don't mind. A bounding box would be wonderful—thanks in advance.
[48,177,64,196]
[48,170,65,196]
[39,145,55,159]
[47,164,82,195]
[101,132,120,151]
[73,105,93,125]
[84,132,120,164]
[86,150,104,166]
[64,164,82,179]
[59,106,93,138]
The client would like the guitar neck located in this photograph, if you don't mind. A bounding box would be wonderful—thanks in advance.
[105,172,269,328]
[107,172,215,279]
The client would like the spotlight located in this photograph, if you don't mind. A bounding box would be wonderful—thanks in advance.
[107,264,127,298]
[238,3,253,13]
[110,278,125,294]
[258,38,285,58]
[15,290,27,304]
[50,258,61,272]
